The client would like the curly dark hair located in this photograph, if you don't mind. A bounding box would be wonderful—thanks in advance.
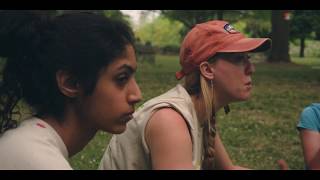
[0,10,135,133]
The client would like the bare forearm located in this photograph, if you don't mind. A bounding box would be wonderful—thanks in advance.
[213,133,234,169]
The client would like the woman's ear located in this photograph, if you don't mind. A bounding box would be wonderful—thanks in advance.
[56,70,81,98]
[199,61,215,80]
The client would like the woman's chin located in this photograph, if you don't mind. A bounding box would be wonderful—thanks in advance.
[235,94,251,102]
[102,124,127,134]
[110,125,127,134]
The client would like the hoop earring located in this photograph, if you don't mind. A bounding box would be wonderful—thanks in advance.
[210,80,230,114]
[209,80,216,136]
[210,80,214,113]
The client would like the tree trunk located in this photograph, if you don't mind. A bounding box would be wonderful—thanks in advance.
[300,37,305,58]
[316,31,320,40]
[268,10,291,63]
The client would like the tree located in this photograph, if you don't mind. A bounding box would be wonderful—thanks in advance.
[135,15,184,48]
[308,11,320,40]
[290,10,315,57]
[242,10,272,38]
[161,10,217,29]
[104,10,130,26]
[161,10,247,37]
[268,10,291,63]
[217,10,224,20]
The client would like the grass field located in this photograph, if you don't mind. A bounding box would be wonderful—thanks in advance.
[69,54,320,170]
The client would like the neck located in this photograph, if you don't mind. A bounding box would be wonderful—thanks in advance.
[41,109,97,157]
[190,93,226,126]
[213,95,226,112]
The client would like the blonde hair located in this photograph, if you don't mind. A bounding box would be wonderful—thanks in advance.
[184,62,217,169]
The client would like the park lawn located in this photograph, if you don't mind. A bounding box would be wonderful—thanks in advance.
[69,54,320,170]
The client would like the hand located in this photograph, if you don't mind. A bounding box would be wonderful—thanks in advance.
[277,159,289,170]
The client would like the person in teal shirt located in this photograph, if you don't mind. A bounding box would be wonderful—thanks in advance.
[297,103,320,169]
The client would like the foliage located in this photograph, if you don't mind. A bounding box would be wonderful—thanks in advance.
[238,10,272,38]
[244,20,271,38]
[161,10,270,38]
[289,10,320,57]
[290,10,316,41]
[135,15,184,48]
[103,10,131,26]
[161,10,248,28]
[161,10,218,29]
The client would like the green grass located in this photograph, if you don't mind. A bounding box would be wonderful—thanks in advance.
[69,54,320,170]
[290,39,320,58]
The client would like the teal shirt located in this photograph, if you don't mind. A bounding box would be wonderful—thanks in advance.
[297,103,320,132]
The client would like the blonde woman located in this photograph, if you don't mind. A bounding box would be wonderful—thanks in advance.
[99,20,284,170]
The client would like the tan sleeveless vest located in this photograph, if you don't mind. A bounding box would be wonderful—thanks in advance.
[99,84,204,170]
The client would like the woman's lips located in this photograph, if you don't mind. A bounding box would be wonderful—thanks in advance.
[245,81,252,86]
[245,82,252,90]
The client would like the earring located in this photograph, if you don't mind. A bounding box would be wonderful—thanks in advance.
[209,80,214,134]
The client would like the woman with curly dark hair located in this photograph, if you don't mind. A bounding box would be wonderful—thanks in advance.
[0,11,141,169]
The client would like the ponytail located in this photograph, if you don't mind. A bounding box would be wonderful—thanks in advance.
[200,75,217,170]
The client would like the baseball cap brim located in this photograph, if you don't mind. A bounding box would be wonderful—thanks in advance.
[217,38,271,53]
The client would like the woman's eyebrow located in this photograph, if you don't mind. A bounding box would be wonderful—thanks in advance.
[117,64,136,74]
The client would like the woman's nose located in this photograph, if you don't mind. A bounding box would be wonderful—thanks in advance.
[128,78,142,105]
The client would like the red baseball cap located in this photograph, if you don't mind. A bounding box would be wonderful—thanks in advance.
[176,20,271,80]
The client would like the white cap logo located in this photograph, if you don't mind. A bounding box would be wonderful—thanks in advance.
[223,24,238,34]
